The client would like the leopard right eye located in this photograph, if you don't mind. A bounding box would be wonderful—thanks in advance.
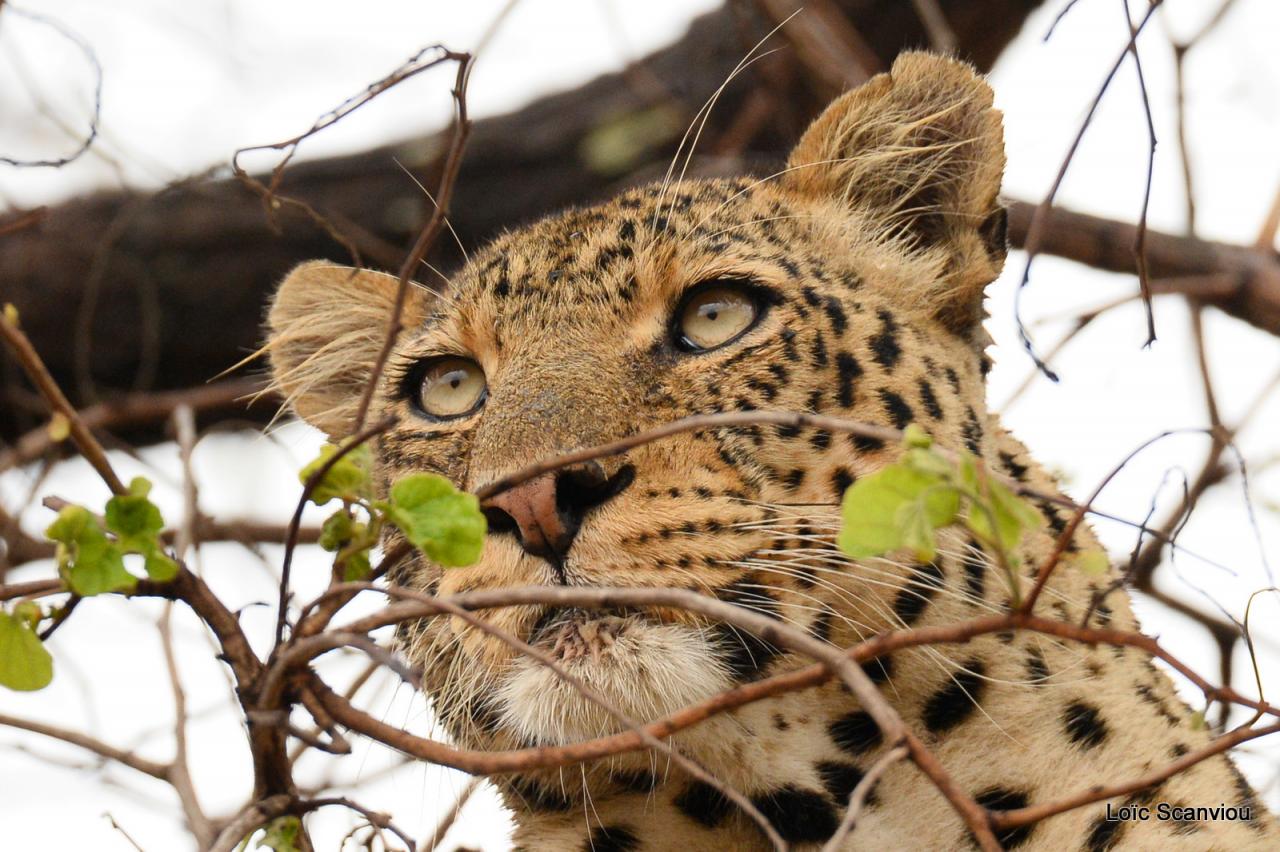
[674,280,763,352]
[415,356,487,420]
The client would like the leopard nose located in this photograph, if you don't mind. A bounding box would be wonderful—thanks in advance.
[480,462,635,564]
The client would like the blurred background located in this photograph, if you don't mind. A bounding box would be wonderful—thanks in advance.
[2,1,1278,849]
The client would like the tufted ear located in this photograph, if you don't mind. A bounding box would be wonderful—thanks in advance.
[784,51,1007,333]
[266,262,429,438]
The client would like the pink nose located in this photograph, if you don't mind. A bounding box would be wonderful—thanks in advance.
[480,462,633,563]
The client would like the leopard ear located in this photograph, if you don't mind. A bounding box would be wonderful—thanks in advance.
[784,51,1007,333]
[266,262,429,438]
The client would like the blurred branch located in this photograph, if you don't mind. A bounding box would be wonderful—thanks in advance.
[0,377,268,473]
[1,0,1044,446]
[1006,201,1280,337]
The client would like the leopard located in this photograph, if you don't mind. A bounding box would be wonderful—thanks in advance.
[265,53,1276,850]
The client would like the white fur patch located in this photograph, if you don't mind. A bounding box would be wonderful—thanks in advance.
[496,618,732,747]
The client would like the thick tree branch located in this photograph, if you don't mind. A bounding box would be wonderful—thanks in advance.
[1007,200,1280,337]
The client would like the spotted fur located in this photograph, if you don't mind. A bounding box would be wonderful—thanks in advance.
[267,53,1274,850]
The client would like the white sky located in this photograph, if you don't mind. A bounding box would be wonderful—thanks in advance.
[2,1,1279,849]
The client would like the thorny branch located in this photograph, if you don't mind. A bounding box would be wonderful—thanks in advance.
[1015,0,1164,377]
[0,5,102,169]
[4,2,1280,849]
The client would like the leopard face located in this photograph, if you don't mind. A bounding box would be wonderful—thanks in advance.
[266,53,1273,850]
[269,50,1004,754]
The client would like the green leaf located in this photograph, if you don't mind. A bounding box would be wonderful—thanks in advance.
[1190,710,1206,731]
[902,423,933,449]
[65,536,136,596]
[0,611,53,691]
[341,549,372,582]
[46,506,137,596]
[966,477,1041,555]
[838,463,958,559]
[896,498,939,562]
[386,473,486,567]
[255,816,301,852]
[1074,550,1111,576]
[319,510,355,552]
[45,504,95,546]
[144,551,179,582]
[13,601,42,630]
[300,443,371,506]
[105,491,165,553]
[47,412,71,443]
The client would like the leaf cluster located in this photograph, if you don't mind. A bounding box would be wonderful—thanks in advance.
[1,477,176,692]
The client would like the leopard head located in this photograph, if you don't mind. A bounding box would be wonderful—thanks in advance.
[266,52,1007,765]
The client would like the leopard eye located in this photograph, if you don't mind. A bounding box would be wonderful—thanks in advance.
[676,283,760,351]
[416,357,486,419]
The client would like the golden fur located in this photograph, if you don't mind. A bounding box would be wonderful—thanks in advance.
[267,53,1274,850]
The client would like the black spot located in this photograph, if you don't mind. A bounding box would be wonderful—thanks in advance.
[583,825,639,852]
[861,655,893,684]
[822,298,848,336]
[980,205,1009,259]
[961,545,986,603]
[998,450,1029,482]
[922,660,987,733]
[750,786,837,843]
[809,430,831,450]
[961,407,983,455]
[613,769,658,794]
[974,787,1034,848]
[891,562,945,625]
[772,713,790,731]
[783,468,806,490]
[944,366,961,394]
[817,761,878,806]
[505,776,573,812]
[835,351,862,407]
[1134,683,1181,727]
[1026,649,1050,685]
[809,610,834,644]
[1169,743,1190,758]
[810,334,829,368]
[831,467,855,496]
[1227,760,1264,828]
[712,622,782,681]
[1085,814,1124,852]
[851,433,885,453]
[1063,701,1109,749]
[775,423,802,440]
[878,389,914,429]
[918,378,943,419]
[829,710,882,756]
[675,781,732,827]
[745,377,779,401]
[870,309,901,369]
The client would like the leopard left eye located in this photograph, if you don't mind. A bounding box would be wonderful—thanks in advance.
[674,281,761,352]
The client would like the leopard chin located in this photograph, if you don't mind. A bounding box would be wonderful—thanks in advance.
[496,615,733,748]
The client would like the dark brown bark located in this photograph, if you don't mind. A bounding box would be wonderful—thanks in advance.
[1006,201,1280,337]
[1,0,1043,443]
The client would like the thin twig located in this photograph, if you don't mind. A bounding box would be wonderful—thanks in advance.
[274,416,398,647]
[1015,0,1164,377]
[351,53,474,432]
[0,6,102,168]
[421,777,479,852]
[822,745,909,851]
[0,313,126,494]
